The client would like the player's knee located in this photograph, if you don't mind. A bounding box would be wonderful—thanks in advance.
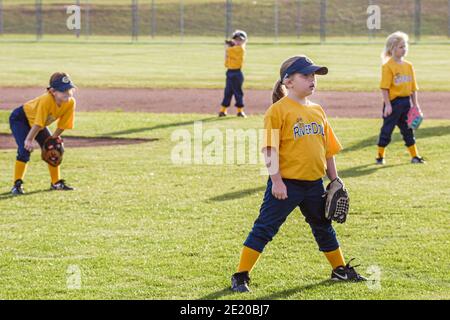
[17,151,30,163]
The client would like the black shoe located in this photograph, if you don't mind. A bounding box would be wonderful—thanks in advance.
[331,259,367,282]
[375,157,385,165]
[231,271,251,292]
[411,156,425,164]
[11,179,25,195]
[50,179,74,191]
[237,111,247,118]
[218,111,227,117]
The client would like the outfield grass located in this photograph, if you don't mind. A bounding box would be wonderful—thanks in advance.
[0,41,449,91]
[0,110,449,299]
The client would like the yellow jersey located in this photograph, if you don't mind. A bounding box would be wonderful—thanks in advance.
[225,45,245,69]
[23,92,75,129]
[380,58,418,101]
[263,96,342,181]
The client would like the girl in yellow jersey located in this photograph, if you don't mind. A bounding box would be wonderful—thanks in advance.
[218,30,247,118]
[377,31,424,164]
[9,72,76,194]
[230,56,366,292]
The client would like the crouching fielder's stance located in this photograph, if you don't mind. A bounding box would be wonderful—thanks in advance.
[230,56,366,293]
[9,72,76,195]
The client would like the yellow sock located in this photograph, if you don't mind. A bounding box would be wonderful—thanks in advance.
[408,144,418,158]
[220,106,227,114]
[237,246,261,273]
[324,247,345,270]
[237,107,244,113]
[48,164,61,184]
[14,160,28,182]
[377,146,386,158]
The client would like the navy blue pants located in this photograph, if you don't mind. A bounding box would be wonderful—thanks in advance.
[9,106,51,163]
[378,96,415,148]
[244,178,339,253]
[221,69,244,108]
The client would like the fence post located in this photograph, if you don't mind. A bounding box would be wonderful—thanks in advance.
[180,0,184,41]
[75,0,80,38]
[85,0,90,39]
[36,0,43,40]
[320,0,326,43]
[274,0,279,43]
[0,0,3,36]
[414,0,421,43]
[225,0,232,39]
[151,0,155,38]
[132,0,139,41]
[296,0,301,39]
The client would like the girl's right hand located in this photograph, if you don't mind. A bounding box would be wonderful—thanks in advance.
[383,104,393,117]
[272,180,288,200]
[24,139,34,152]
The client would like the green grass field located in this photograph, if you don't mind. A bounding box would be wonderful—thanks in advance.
[0,41,449,91]
[1,110,449,299]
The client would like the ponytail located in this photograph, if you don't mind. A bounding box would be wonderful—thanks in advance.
[272,79,287,103]
[272,55,304,103]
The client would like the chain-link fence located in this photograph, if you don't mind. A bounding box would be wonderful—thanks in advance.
[0,0,449,42]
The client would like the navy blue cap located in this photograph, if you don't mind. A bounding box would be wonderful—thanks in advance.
[50,75,75,92]
[282,57,328,81]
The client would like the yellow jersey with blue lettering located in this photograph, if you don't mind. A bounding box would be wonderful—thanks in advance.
[263,96,342,181]
[380,58,418,101]
[225,45,245,69]
[23,92,75,129]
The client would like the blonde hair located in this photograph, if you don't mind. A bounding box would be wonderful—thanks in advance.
[381,31,409,63]
[272,56,305,103]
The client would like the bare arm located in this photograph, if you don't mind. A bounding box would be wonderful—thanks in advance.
[326,156,338,181]
[263,147,287,200]
[381,89,392,117]
[24,125,42,152]
[411,91,421,111]
[52,128,65,138]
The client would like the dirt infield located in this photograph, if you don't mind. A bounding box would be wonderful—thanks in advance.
[0,133,157,150]
[1,87,450,119]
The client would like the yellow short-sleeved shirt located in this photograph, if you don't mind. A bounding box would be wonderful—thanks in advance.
[225,45,245,69]
[263,96,342,181]
[23,92,76,130]
[380,58,418,101]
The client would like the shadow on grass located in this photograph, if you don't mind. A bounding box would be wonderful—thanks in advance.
[199,287,237,300]
[0,189,51,201]
[200,280,338,300]
[338,162,407,179]
[342,125,450,154]
[256,280,339,300]
[103,116,227,136]
[208,186,265,202]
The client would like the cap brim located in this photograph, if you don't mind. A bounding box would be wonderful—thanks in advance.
[301,65,328,75]
[53,83,75,92]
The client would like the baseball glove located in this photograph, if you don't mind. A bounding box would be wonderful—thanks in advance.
[324,177,349,224]
[225,39,235,47]
[406,105,423,130]
[41,136,64,167]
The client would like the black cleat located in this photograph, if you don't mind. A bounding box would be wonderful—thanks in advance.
[11,179,25,195]
[237,111,247,118]
[218,111,227,117]
[50,179,74,191]
[331,259,367,282]
[411,156,425,164]
[375,157,385,165]
[231,271,251,292]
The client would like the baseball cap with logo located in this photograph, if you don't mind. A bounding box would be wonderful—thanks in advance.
[281,56,328,81]
[50,74,76,92]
